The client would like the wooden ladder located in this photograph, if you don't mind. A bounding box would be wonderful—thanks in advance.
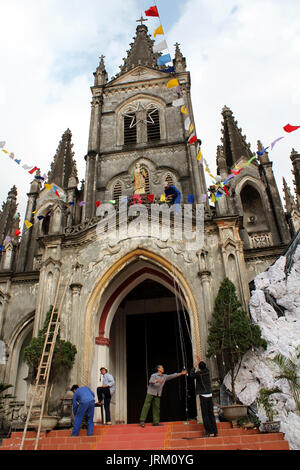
[20,272,72,450]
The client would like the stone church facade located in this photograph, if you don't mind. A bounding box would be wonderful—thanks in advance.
[0,23,299,424]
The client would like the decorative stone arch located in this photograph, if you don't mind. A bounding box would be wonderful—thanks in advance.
[82,248,201,387]
[234,176,275,247]
[5,312,34,401]
[116,93,167,145]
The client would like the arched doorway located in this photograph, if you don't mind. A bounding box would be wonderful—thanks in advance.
[85,249,201,424]
[110,279,196,424]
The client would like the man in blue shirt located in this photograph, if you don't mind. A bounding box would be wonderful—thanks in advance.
[71,384,95,436]
[96,367,115,425]
[164,181,181,205]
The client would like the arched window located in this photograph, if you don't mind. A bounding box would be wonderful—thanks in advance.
[113,181,122,202]
[124,112,137,145]
[147,108,160,142]
[240,184,268,233]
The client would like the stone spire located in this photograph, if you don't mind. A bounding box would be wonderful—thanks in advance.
[216,145,227,178]
[0,186,20,243]
[94,55,108,86]
[290,148,300,207]
[118,23,160,74]
[283,177,297,213]
[48,129,77,190]
[173,42,186,72]
[220,106,253,170]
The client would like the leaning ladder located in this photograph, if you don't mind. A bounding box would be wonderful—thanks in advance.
[20,272,72,450]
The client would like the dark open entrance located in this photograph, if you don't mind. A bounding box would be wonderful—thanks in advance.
[125,279,196,424]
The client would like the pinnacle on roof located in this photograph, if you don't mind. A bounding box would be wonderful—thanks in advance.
[48,129,77,189]
[220,106,253,169]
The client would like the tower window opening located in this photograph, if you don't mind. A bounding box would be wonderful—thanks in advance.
[124,113,137,145]
[147,109,160,142]
[113,181,122,202]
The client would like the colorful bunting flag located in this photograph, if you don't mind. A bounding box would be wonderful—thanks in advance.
[109,200,116,205]
[153,40,168,53]
[166,78,179,89]
[14,230,21,237]
[202,194,207,203]
[223,186,230,196]
[257,147,269,157]
[2,150,9,154]
[160,194,166,202]
[22,164,33,170]
[37,215,44,220]
[161,66,175,73]
[189,124,194,134]
[14,159,21,164]
[24,220,33,229]
[184,117,191,130]
[283,124,300,133]
[44,183,52,190]
[0,245,4,252]
[271,136,284,150]
[145,5,159,17]
[187,194,194,203]
[9,152,15,159]
[188,135,197,145]
[196,149,202,162]
[95,201,101,207]
[157,53,171,66]
[0,141,6,148]
[79,201,86,206]
[4,236,11,244]
[181,105,188,114]
[28,166,39,174]
[148,194,154,203]
[154,25,164,37]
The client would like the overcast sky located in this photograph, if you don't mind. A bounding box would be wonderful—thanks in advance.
[0,0,299,221]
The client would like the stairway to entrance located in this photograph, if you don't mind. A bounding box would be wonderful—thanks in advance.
[0,421,289,450]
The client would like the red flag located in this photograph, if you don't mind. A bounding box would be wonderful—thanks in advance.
[55,190,60,197]
[232,169,242,175]
[223,185,230,196]
[283,124,300,133]
[28,166,39,174]
[145,5,159,17]
[95,201,101,207]
[148,194,154,203]
[15,229,21,236]
[188,135,197,144]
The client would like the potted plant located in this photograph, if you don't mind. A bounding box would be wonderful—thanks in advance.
[24,305,77,431]
[207,278,267,423]
[257,387,282,433]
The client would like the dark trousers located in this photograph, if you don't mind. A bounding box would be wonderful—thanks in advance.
[199,395,218,435]
[97,387,111,422]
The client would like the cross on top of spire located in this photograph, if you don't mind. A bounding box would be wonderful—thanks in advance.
[136,15,148,26]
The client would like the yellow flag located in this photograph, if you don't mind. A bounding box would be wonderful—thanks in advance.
[24,220,33,229]
[189,124,194,134]
[196,149,202,162]
[211,193,216,203]
[166,78,179,89]
[160,194,166,202]
[180,105,188,114]
[32,210,37,214]
[44,183,52,190]
[154,25,164,37]
[2,149,9,154]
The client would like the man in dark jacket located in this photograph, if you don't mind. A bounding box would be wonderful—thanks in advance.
[190,358,218,437]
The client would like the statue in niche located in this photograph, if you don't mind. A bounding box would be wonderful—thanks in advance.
[133,163,147,195]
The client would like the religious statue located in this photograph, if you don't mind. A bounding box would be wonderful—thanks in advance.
[133,163,147,195]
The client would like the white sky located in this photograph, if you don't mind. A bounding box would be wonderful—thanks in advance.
[0,0,299,222]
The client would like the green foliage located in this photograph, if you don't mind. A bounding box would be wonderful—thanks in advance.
[257,387,282,422]
[24,305,77,383]
[237,414,261,428]
[206,278,267,403]
[271,347,300,415]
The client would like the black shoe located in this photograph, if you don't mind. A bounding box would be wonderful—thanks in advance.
[152,423,163,426]
[140,421,145,428]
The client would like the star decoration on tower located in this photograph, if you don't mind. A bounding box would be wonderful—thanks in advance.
[122,102,159,128]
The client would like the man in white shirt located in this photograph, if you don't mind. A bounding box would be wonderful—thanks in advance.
[96,367,115,425]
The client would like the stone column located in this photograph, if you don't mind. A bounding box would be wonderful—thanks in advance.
[83,151,97,220]
[69,283,82,385]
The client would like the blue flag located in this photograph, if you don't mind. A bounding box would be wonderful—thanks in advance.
[161,66,175,73]
[187,194,194,203]
[157,53,172,66]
